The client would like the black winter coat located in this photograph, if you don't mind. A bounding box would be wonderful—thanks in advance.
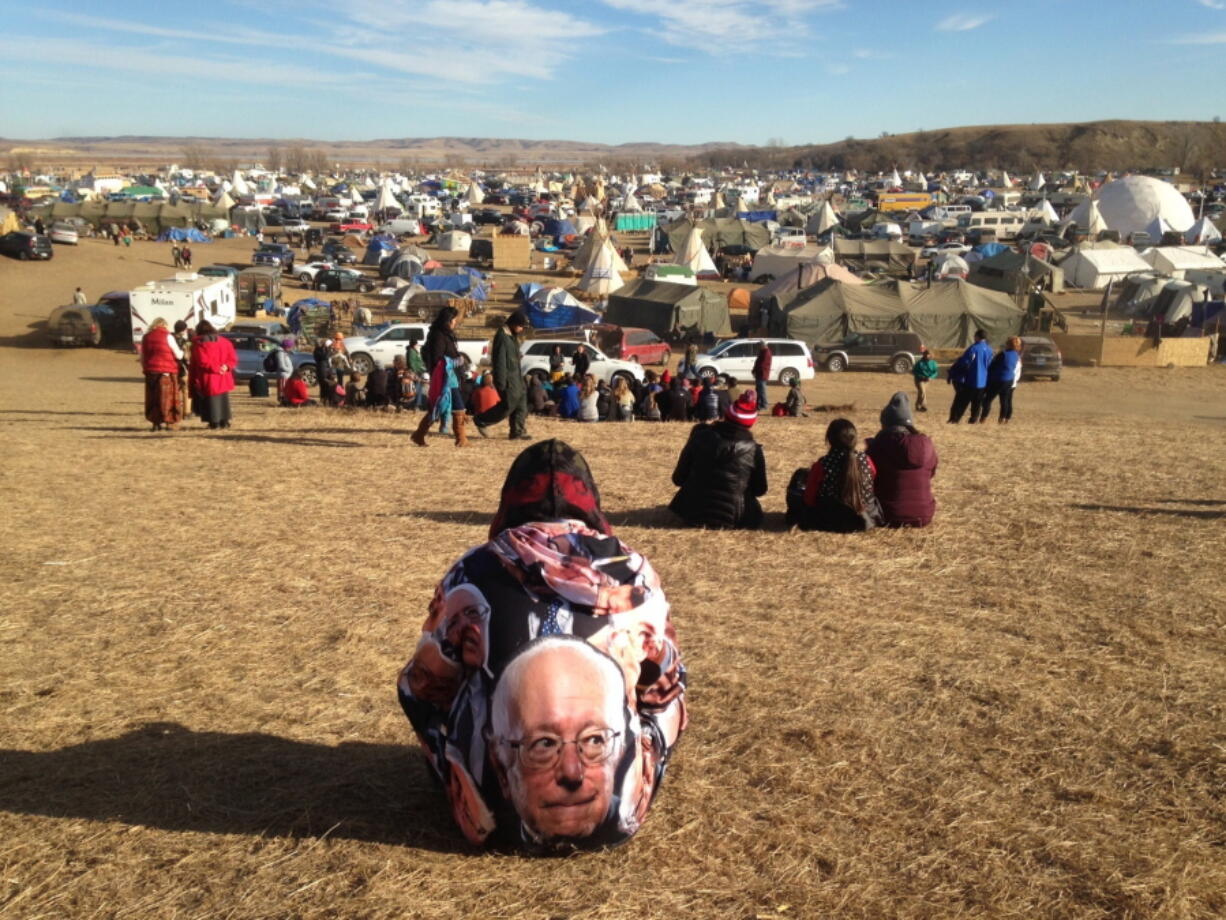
[422,326,460,373]
[669,421,767,529]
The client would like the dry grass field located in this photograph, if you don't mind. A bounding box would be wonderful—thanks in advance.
[1,236,1224,919]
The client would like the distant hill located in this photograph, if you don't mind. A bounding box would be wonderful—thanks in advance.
[689,121,1226,175]
[0,135,749,169]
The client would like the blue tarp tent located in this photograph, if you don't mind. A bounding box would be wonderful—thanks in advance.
[539,218,579,244]
[735,210,778,223]
[412,272,488,301]
[157,227,210,242]
[515,282,544,302]
[524,288,602,328]
[974,242,1009,259]
[364,235,397,265]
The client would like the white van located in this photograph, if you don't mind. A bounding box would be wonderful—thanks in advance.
[694,338,815,386]
[956,210,1027,240]
[378,218,423,236]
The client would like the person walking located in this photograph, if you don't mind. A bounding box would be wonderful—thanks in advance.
[912,347,938,413]
[980,336,1022,424]
[72,287,87,305]
[751,340,772,413]
[947,329,993,424]
[188,320,237,429]
[171,245,182,269]
[180,244,193,269]
[411,306,468,447]
[475,310,531,440]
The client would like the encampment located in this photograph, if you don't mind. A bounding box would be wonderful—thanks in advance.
[1060,244,1152,290]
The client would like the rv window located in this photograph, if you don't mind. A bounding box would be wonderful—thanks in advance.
[209,300,219,315]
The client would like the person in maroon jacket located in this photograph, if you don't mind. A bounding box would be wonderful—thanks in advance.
[866,392,938,527]
[751,341,772,412]
[189,320,237,429]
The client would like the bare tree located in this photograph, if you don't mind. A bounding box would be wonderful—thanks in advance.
[266,145,283,174]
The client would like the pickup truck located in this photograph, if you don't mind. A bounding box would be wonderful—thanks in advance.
[251,242,295,271]
[341,323,489,374]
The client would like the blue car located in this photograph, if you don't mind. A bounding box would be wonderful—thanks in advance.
[221,333,318,386]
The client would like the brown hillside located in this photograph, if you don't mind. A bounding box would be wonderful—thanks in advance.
[690,120,1226,174]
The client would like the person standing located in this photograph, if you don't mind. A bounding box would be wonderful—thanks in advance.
[139,318,184,431]
[406,341,428,410]
[751,340,772,413]
[572,343,591,381]
[71,287,87,305]
[912,347,938,413]
[189,320,236,429]
[180,244,193,269]
[980,336,1022,424]
[272,339,294,404]
[171,245,182,269]
[475,310,530,440]
[312,338,331,404]
[947,329,993,424]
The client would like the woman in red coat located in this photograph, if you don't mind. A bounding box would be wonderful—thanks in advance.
[866,392,938,527]
[189,320,237,429]
[139,318,184,431]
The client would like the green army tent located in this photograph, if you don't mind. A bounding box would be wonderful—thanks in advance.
[605,279,732,338]
[664,217,771,255]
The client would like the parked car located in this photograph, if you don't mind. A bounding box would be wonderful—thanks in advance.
[471,208,504,225]
[314,267,374,293]
[280,218,311,234]
[1020,335,1061,380]
[229,320,293,339]
[331,219,372,233]
[294,260,335,283]
[813,331,923,374]
[251,242,294,270]
[920,241,971,260]
[0,231,53,260]
[520,339,646,387]
[342,323,489,373]
[694,338,815,385]
[323,208,349,223]
[605,326,671,365]
[47,294,131,346]
[48,221,80,245]
[319,240,357,264]
[220,333,317,385]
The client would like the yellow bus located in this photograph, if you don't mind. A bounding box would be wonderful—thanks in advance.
[876,192,933,213]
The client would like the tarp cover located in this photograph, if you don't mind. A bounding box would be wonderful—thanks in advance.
[524,288,602,328]
[604,279,732,337]
[765,278,1023,349]
[157,227,210,242]
[664,218,771,255]
[832,239,917,272]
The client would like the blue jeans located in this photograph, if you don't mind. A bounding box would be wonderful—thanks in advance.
[755,379,768,412]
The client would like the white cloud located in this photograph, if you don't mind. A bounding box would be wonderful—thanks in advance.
[1168,30,1226,41]
[934,12,993,31]
[1196,1,1226,10]
[601,0,840,51]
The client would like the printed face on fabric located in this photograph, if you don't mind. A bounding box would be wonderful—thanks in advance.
[491,638,628,844]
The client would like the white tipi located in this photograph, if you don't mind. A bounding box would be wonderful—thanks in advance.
[674,227,719,278]
[575,238,624,296]
[466,182,484,205]
[231,171,250,197]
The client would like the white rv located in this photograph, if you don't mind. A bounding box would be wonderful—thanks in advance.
[129,273,237,346]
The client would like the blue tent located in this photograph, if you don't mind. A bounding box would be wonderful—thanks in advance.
[157,227,210,242]
[515,282,545,302]
[364,236,397,265]
[974,242,1009,259]
[735,210,778,223]
[412,273,488,301]
[524,289,601,328]
[538,218,579,243]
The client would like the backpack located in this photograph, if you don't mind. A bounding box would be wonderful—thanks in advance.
[263,350,280,374]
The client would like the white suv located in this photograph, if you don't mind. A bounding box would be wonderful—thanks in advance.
[520,339,646,386]
[694,338,815,386]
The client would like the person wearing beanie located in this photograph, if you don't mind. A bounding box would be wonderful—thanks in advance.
[668,390,767,529]
[866,391,938,527]
[475,310,531,440]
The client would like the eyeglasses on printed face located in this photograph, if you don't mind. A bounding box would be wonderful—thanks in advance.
[497,728,620,771]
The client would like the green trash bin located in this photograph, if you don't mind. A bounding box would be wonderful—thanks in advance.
[248,373,269,398]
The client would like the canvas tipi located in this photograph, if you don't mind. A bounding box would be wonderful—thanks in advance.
[674,227,720,280]
[575,238,624,297]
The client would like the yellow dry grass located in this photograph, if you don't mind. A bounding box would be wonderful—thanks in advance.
[0,237,1224,919]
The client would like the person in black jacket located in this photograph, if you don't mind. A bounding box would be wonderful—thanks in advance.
[661,377,690,422]
[412,306,467,446]
[572,343,591,381]
[668,390,767,529]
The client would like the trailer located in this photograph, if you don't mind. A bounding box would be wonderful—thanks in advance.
[129,272,237,346]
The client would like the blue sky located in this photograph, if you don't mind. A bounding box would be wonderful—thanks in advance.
[2,0,1225,146]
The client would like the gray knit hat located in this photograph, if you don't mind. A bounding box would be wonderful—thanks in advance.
[880,391,914,428]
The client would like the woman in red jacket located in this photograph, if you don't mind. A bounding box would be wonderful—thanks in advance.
[282,368,313,407]
[189,320,237,429]
[139,318,184,431]
[866,392,938,527]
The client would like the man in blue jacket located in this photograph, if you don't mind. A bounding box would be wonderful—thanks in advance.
[947,329,994,424]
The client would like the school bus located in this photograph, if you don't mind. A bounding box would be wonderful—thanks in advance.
[875,192,933,213]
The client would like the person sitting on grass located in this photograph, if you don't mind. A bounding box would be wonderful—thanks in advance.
[396,439,686,852]
[528,374,556,416]
[784,379,808,418]
[791,418,883,533]
[282,368,314,407]
[866,392,938,528]
[556,375,581,420]
[668,391,767,529]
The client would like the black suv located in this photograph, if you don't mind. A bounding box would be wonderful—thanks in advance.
[814,331,924,374]
[0,231,53,260]
[314,268,374,293]
[319,240,357,264]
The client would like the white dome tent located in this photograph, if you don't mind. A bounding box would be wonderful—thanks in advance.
[1069,176,1195,240]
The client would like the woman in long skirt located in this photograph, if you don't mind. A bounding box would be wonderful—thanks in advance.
[139,318,184,431]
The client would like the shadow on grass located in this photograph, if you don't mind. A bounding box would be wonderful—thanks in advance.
[0,410,132,417]
[1074,503,1226,520]
[0,722,465,851]
[79,376,145,384]
[76,429,364,448]
[1151,499,1226,507]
